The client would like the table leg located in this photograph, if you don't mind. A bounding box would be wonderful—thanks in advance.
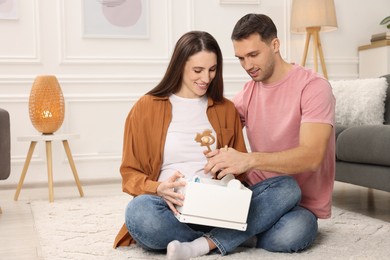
[62,140,84,197]
[14,141,37,201]
[46,141,54,203]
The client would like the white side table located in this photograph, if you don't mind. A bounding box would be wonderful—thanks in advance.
[14,133,84,202]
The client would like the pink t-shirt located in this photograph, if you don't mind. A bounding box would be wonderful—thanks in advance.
[233,64,336,219]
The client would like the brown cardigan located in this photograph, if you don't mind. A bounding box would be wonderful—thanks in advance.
[114,94,247,248]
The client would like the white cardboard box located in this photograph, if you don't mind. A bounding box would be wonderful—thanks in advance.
[175,176,252,231]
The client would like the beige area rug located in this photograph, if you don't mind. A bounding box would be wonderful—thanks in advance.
[31,194,390,260]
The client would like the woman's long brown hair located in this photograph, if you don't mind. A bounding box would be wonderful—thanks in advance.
[147,31,224,103]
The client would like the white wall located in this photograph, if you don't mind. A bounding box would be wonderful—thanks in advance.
[0,0,389,187]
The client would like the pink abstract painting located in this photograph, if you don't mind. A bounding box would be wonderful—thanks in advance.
[83,0,148,38]
[0,0,18,20]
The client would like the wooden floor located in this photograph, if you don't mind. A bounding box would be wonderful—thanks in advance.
[0,180,389,259]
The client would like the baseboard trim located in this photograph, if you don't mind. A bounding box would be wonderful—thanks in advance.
[0,178,121,190]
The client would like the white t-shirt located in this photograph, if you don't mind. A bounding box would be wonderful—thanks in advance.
[158,94,216,182]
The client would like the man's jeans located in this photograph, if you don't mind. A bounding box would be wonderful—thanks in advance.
[125,176,318,255]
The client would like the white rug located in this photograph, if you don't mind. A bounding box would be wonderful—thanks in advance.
[31,195,390,260]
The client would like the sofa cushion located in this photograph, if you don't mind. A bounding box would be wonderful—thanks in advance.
[382,74,390,124]
[336,125,390,166]
[330,78,388,126]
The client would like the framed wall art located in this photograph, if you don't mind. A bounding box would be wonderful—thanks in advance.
[219,0,260,4]
[82,0,149,39]
[0,0,18,20]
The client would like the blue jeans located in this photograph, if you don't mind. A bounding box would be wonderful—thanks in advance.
[125,176,318,255]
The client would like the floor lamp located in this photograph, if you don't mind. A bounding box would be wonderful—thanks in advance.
[291,0,338,79]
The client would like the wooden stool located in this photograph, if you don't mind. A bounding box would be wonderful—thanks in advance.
[14,134,84,202]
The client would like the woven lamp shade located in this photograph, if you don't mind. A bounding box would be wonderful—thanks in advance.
[29,75,65,134]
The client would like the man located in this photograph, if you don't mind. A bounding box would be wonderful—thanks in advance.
[208,12,335,249]
[167,13,335,259]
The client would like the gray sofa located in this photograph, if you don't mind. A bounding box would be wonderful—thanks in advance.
[0,108,11,213]
[335,74,390,192]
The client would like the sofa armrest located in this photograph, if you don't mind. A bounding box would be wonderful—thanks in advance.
[335,124,349,140]
[337,125,390,166]
[0,108,11,180]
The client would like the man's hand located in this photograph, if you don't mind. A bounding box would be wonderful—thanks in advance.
[156,171,186,215]
[204,147,250,179]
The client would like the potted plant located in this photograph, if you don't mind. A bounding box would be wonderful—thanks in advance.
[371,16,390,42]
[380,16,390,29]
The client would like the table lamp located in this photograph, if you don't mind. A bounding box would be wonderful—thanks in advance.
[291,0,338,79]
[29,75,65,135]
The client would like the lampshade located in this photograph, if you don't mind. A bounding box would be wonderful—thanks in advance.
[291,0,338,33]
[29,75,65,134]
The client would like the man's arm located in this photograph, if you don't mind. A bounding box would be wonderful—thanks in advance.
[205,122,333,178]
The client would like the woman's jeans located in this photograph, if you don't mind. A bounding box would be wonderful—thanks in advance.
[125,176,318,255]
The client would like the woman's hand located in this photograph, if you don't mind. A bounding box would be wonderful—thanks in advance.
[156,171,186,215]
